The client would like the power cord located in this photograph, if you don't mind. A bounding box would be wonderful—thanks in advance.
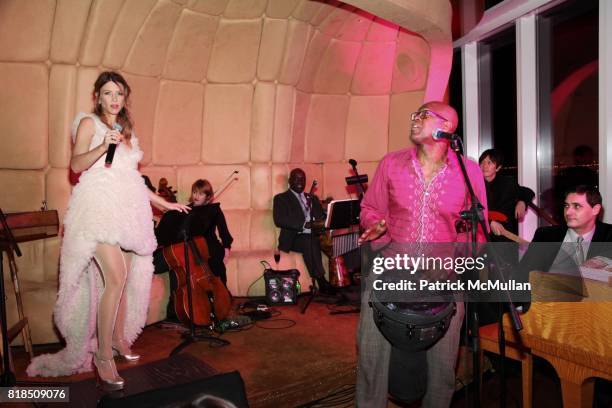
[245,274,264,298]
[237,302,297,329]
[255,318,296,330]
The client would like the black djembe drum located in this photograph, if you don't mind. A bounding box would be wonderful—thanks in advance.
[371,293,456,403]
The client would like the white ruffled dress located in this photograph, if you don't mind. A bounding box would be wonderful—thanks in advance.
[27,113,157,377]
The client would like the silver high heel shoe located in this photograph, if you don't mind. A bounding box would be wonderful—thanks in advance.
[93,354,124,392]
[112,339,141,362]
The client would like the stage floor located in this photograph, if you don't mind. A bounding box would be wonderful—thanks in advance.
[7,295,584,407]
[11,296,359,407]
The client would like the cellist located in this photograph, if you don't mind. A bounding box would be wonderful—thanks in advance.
[187,179,233,287]
[152,179,233,325]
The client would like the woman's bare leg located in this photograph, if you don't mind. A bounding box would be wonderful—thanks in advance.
[112,251,131,344]
[110,251,140,360]
[94,243,127,361]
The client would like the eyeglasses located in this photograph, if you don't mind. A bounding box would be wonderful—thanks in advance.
[410,110,448,122]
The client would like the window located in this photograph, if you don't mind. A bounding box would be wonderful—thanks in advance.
[478,26,517,176]
[449,49,464,140]
[537,0,598,223]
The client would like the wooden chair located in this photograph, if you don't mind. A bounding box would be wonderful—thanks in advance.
[479,320,533,408]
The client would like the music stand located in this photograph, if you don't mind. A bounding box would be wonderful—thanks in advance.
[0,208,21,386]
[325,199,361,229]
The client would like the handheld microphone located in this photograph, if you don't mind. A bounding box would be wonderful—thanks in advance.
[348,158,366,197]
[105,122,123,165]
[432,129,459,141]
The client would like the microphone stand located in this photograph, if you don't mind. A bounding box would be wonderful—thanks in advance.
[349,163,367,201]
[171,212,229,356]
[300,183,320,314]
[449,136,522,408]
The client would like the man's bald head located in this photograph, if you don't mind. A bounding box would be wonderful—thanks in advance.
[409,101,459,146]
[419,101,458,133]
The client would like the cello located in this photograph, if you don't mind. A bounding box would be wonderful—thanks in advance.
[157,208,232,326]
[163,236,231,326]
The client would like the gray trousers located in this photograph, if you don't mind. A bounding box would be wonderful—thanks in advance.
[355,291,465,408]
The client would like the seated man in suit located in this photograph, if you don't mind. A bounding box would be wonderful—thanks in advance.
[518,184,612,408]
[519,184,612,279]
[273,168,335,295]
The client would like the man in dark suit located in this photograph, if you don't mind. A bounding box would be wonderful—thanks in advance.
[518,185,612,407]
[519,185,612,280]
[273,168,335,294]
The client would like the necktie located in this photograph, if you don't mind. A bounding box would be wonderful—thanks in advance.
[304,194,312,213]
[298,193,311,221]
[576,236,585,265]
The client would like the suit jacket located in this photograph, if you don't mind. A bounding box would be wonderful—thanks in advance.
[518,221,612,281]
[273,189,324,252]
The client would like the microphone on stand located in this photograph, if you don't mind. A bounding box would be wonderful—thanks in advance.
[105,122,123,166]
[432,129,460,141]
[348,159,366,198]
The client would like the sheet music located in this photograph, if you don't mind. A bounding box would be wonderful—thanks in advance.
[325,198,360,229]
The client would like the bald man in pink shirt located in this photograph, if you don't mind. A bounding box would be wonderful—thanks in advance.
[356,102,488,408]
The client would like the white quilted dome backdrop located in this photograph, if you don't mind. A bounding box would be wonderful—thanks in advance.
[0,0,452,343]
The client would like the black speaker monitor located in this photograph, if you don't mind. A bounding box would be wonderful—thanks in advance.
[98,371,249,408]
[264,269,300,305]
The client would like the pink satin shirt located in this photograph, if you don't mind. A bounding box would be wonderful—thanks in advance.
[361,147,488,243]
